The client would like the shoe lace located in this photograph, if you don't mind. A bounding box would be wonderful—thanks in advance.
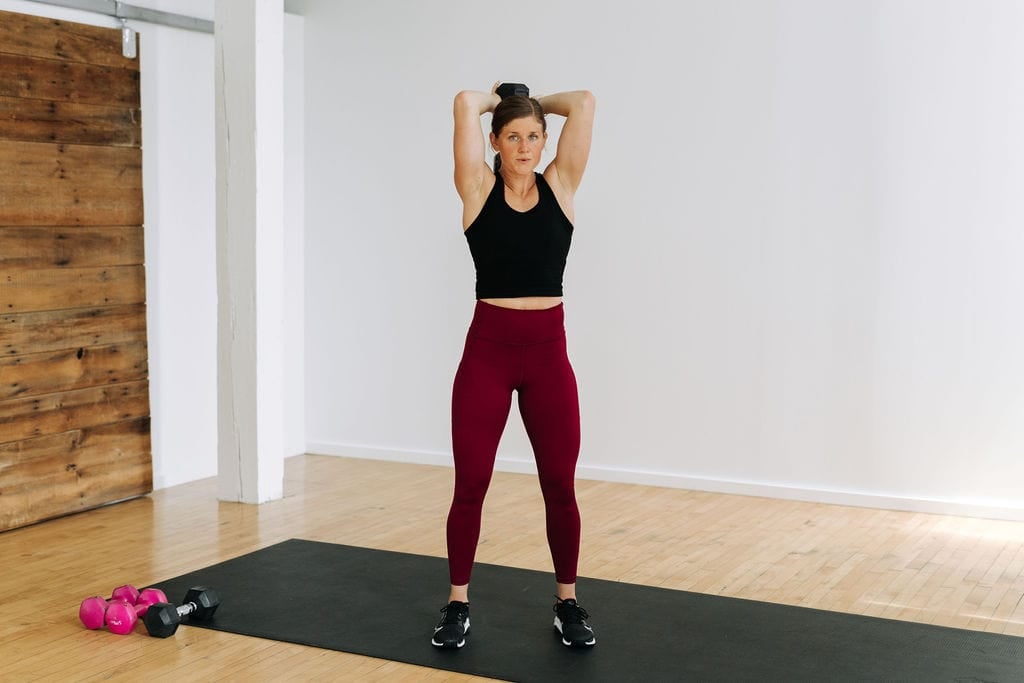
[439,601,468,625]
[555,597,589,624]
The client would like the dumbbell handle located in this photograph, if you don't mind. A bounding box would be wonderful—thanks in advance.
[143,592,219,638]
[173,601,201,619]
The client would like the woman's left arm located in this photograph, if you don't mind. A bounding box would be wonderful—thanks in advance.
[539,90,596,196]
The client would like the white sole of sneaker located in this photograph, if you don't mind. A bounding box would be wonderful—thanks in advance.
[553,617,596,647]
[431,619,470,648]
[564,639,596,647]
[431,637,466,648]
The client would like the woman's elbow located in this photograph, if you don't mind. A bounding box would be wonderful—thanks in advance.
[577,90,596,113]
[453,90,478,109]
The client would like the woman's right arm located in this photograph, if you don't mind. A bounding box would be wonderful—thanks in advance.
[453,89,499,208]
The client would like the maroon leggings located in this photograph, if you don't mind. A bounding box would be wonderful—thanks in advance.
[447,301,581,585]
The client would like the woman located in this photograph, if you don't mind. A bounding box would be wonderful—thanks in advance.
[431,83,596,650]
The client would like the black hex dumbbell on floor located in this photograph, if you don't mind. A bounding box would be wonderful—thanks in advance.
[143,586,220,638]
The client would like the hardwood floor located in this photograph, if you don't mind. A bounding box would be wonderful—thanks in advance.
[1,454,1022,681]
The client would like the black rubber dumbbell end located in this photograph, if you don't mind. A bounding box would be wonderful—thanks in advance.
[183,586,220,621]
[143,586,220,638]
[143,602,180,638]
[496,82,529,99]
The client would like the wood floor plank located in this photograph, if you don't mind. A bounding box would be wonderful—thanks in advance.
[0,454,1021,681]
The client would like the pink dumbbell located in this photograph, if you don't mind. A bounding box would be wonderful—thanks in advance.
[79,586,168,634]
[79,585,142,629]
[104,589,168,634]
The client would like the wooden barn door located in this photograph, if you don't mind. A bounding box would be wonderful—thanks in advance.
[0,9,151,531]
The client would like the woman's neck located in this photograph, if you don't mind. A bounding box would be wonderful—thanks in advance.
[499,169,536,198]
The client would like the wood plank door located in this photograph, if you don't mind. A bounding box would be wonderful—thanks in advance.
[0,9,151,531]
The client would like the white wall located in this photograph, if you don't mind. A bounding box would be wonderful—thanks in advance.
[1,0,305,489]
[137,7,218,491]
[282,12,305,463]
[302,0,1024,520]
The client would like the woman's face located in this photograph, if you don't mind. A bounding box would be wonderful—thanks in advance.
[491,116,547,174]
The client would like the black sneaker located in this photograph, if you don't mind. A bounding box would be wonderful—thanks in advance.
[431,600,470,648]
[553,597,596,647]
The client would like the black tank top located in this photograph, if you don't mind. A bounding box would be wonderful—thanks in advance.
[464,173,574,299]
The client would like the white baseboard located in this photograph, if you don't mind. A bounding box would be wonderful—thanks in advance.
[305,442,1024,522]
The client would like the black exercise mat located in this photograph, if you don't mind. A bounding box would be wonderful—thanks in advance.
[153,539,1024,682]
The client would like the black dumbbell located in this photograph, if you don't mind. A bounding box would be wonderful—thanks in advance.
[496,82,529,99]
[142,586,220,638]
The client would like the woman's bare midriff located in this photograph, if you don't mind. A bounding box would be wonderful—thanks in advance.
[480,296,562,310]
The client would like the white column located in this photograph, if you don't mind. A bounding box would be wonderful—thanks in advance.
[214,0,285,503]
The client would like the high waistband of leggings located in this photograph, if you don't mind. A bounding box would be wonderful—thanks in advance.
[468,300,566,345]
